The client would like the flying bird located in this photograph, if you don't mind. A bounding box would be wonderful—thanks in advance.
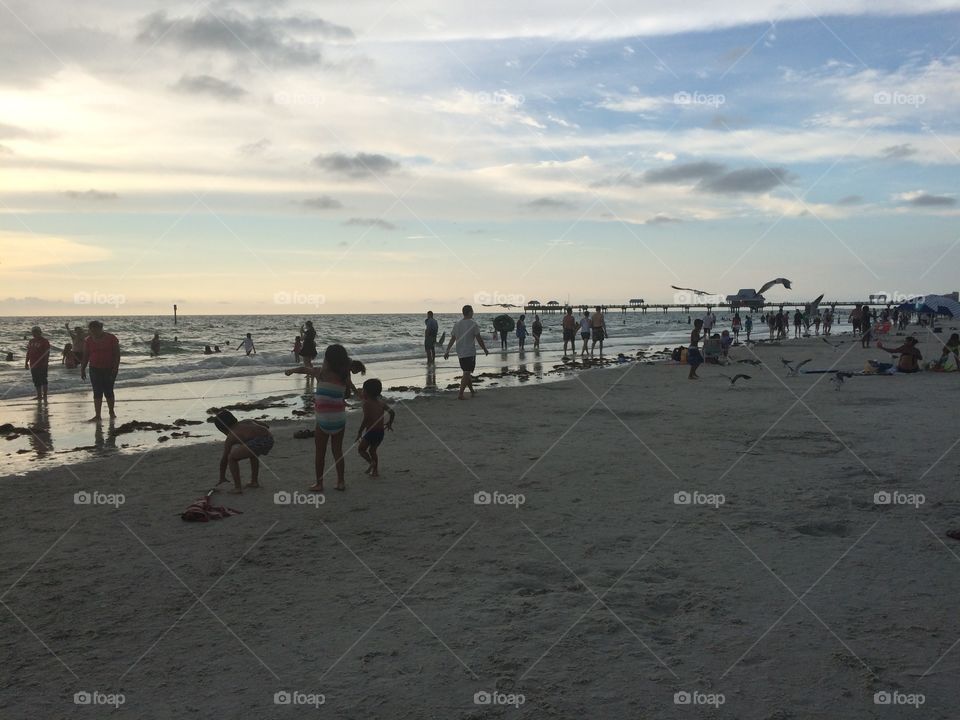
[831,371,854,390]
[481,303,522,308]
[721,373,751,386]
[737,359,761,366]
[757,278,792,295]
[781,358,812,376]
[670,285,714,296]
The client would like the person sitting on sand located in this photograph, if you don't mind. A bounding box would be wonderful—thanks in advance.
[688,319,704,380]
[877,336,922,373]
[237,333,256,355]
[214,410,274,494]
[704,334,723,365]
[62,343,77,369]
[285,344,355,492]
[356,378,395,477]
[935,333,960,370]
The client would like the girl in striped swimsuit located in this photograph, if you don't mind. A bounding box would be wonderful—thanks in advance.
[285,344,355,492]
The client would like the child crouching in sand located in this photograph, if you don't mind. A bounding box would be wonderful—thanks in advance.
[356,379,395,477]
[214,410,274,494]
[285,344,354,492]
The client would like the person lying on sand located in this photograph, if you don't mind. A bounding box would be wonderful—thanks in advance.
[214,410,274,493]
[356,378,395,477]
[877,337,922,373]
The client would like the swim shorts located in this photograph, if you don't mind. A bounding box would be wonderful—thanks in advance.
[459,356,476,373]
[362,429,385,448]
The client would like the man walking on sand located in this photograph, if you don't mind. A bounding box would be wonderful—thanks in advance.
[590,306,607,357]
[561,307,577,356]
[444,305,488,399]
[25,326,50,400]
[80,320,120,422]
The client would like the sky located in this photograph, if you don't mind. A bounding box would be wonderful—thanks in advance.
[1,0,959,315]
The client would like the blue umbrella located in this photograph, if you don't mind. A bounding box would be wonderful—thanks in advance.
[898,294,960,318]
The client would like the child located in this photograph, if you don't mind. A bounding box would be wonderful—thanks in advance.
[237,333,256,355]
[356,379,395,477]
[62,343,77,369]
[293,336,302,362]
[285,344,354,492]
[213,410,274,494]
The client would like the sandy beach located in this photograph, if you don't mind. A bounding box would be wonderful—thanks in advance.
[2,331,959,718]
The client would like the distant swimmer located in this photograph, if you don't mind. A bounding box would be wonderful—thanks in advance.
[204,345,213,355]
[236,333,256,356]
[214,345,221,353]
[150,332,161,357]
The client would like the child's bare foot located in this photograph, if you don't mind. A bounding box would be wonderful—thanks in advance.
[216,478,230,485]
[363,465,372,475]
[370,469,379,478]
[87,416,102,423]
[109,412,117,419]
[245,482,260,488]
[309,483,324,492]
[335,483,346,491]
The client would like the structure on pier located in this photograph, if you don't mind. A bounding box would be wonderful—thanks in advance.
[524,298,912,315]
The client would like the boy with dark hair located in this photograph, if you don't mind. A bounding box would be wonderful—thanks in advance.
[213,410,274,493]
[356,379,395,477]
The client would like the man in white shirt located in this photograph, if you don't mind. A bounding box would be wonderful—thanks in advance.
[444,305,489,399]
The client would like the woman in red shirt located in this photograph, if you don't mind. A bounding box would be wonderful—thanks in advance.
[80,321,121,421]
[25,326,50,400]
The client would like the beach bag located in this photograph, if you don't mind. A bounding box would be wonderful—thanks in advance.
[671,346,682,361]
[680,347,688,364]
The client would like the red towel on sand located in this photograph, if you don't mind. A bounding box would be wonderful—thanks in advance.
[181,496,242,522]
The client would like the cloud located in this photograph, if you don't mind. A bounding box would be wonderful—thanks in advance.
[896,190,956,207]
[880,143,917,159]
[645,214,682,224]
[0,144,11,155]
[63,190,119,201]
[0,122,29,139]
[644,161,726,184]
[238,138,271,155]
[597,95,668,113]
[836,194,863,205]
[172,74,247,100]
[313,152,400,178]
[0,232,110,269]
[343,218,398,230]
[699,167,793,194]
[137,10,353,66]
[523,197,574,210]
[300,196,343,210]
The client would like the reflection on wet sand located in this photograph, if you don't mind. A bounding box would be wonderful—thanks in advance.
[28,403,52,458]
[94,419,118,453]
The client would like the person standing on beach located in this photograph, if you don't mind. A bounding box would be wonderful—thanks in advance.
[688,319,704,380]
[149,332,161,357]
[561,308,577,356]
[732,313,742,343]
[25,326,50,400]
[590,306,607,357]
[850,305,862,335]
[424,311,439,364]
[793,310,802,338]
[744,314,753,342]
[579,311,591,356]
[237,333,257,356]
[299,321,318,367]
[293,336,302,362]
[531,315,543,350]
[703,310,715,337]
[444,305,489,400]
[80,320,120,422]
[516,315,528,351]
[64,322,86,365]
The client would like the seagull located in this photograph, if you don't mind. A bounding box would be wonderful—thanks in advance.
[737,359,761,366]
[670,285,714,296]
[781,358,812,376]
[820,337,842,349]
[481,303,522,308]
[722,373,751,386]
[757,278,792,295]
[831,371,854,390]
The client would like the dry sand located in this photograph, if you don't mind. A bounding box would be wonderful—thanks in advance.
[2,332,959,718]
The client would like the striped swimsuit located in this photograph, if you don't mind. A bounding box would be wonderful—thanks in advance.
[314,380,346,435]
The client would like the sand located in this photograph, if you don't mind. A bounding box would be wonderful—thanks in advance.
[1,331,959,719]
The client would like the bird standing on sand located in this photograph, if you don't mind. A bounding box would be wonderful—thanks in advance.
[820,337,842,349]
[757,278,792,295]
[721,373,751,386]
[831,371,854,390]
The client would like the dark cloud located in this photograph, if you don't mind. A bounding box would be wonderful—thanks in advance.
[905,192,955,207]
[699,166,793,194]
[137,10,353,66]
[313,152,400,178]
[300,195,343,210]
[836,194,863,206]
[344,218,397,230]
[172,74,247,100]
[880,143,917,160]
[238,138,270,155]
[523,197,574,210]
[644,161,725,184]
[63,190,118,201]
[645,214,682,224]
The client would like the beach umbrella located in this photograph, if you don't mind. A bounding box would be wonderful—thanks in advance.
[898,294,960,318]
[493,314,515,332]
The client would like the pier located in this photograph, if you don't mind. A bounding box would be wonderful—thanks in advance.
[522,300,899,315]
